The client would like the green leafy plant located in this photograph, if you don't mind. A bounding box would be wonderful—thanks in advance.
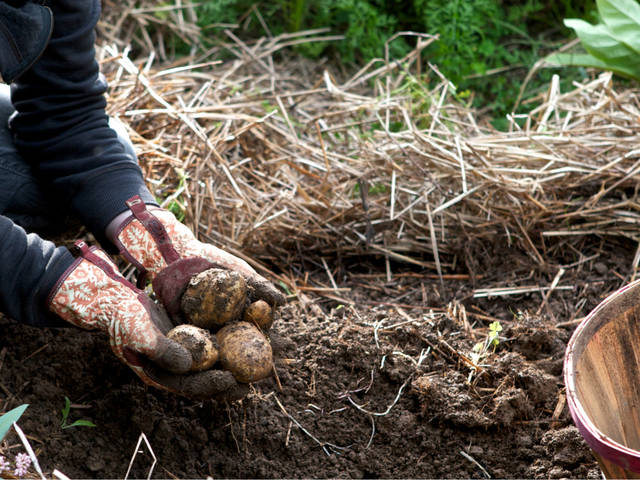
[546,0,640,79]
[163,0,593,126]
[0,404,28,442]
[60,397,96,430]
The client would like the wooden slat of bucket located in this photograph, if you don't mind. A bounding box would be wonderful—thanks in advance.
[596,454,640,479]
[618,311,640,449]
[578,336,626,445]
[604,317,640,450]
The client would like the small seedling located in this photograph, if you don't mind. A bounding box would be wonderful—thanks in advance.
[278,280,293,296]
[487,321,502,350]
[468,321,503,382]
[60,397,96,430]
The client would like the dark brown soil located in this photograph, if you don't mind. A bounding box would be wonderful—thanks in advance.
[0,236,633,478]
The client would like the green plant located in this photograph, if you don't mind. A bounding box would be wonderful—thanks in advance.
[352,182,388,197]
[468,321,503,382]
[152,0,594,126]
[0,404,28,441]
[330,0,403,63]
[278,280,293,296]
[545,0,640,79]
[60,397,96,430]
[284,0,308,33]
[160,168,188,222]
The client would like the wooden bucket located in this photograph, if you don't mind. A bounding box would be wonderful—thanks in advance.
[565,279,640,478]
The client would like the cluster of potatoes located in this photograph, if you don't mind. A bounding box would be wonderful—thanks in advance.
[167,268,275,383]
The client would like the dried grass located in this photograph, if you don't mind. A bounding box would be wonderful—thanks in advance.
[96,3,640,282]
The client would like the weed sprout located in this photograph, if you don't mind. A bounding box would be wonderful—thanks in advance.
[468,321,503,382]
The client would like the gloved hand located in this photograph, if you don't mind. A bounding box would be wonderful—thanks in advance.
[111,195,285,321]
[48,240,247,400]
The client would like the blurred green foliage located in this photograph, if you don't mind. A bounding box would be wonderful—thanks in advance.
[188,0,598,127]
[546,0,640,80]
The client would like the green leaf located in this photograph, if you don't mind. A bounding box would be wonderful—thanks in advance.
[61,396,71,424]
[489,321,503,333]
[62,419,96,430]
[597,0,640,52]
[564,18,638,63]
[545,52,640,78]
[278,281,292,296]
[61,396,95,429]
[0,404,28,441]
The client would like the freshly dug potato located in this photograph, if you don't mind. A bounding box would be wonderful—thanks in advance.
[217,322,273,383]
[243,300,273,330]
[167,324,219,372]
[181,268,247,329]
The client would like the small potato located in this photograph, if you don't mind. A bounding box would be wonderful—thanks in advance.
[181,268,247,329]
[243,300,273,330]
[217,322,273,383]
[167,324,219,372]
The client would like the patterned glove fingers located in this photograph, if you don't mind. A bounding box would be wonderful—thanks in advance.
[114,195,285,307]
[48,241,192,376]
[48,241,247,400]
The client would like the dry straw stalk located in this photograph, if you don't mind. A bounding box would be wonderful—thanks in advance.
[97,4,640,281]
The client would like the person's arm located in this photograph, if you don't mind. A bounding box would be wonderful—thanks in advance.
[10,0,285,307]
[0,214,245,399]
[8,0,157,249]
[0,215,73,327]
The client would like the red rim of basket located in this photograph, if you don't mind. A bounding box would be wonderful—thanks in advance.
[564,279,640,473]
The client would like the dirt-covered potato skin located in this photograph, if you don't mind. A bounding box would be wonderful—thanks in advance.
[217,322,273,383]
[167,324,219,372]
[180,268,247,329]
[243,300,273,330]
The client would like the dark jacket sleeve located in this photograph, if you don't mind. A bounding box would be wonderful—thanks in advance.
[8,0,157,249]
[0,215,74,327]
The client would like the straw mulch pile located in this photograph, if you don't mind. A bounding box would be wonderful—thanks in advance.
[96,4,640,288]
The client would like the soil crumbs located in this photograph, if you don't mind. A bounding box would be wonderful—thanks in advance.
[0,242,629,479]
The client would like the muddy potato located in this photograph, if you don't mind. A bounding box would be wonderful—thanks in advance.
[217,322,273,383]
[243,300,273,330]
[180,268,247,329]
[167,324,219,372]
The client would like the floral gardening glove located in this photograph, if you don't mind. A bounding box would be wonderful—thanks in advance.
[111,195,285,321]
[48,240,246,400]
